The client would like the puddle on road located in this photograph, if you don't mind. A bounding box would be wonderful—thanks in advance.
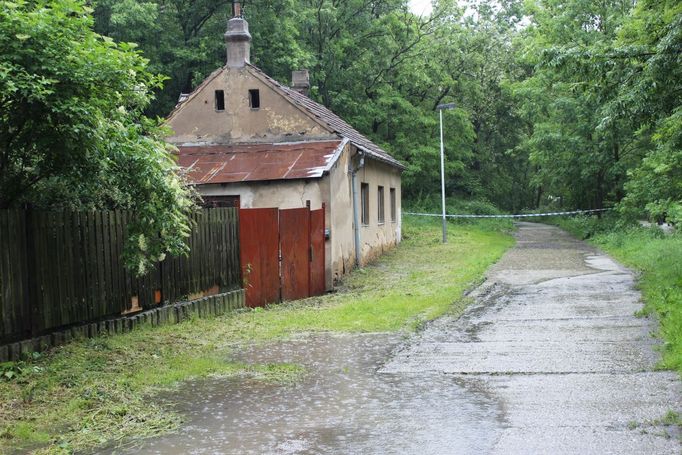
[103,333,504,455]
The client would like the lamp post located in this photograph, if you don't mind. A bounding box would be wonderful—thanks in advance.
[436,102,456,243]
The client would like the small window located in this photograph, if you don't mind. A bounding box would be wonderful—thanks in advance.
[361,183,369,225]
[214,90,225,111]
[378,186,385,224]
[201,195,240,208]
[390,188,397,222]
[249,89,260,109]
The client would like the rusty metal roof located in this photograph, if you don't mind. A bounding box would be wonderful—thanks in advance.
[177,139,346,184]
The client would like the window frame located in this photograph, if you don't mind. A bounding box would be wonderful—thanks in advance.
[360,182,370,226]
[377,185,385,225]
[390,188,396,222]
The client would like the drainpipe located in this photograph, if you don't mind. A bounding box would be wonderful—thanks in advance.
[350,152,365,268]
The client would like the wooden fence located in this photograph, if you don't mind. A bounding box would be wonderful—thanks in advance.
[0,208,241,344]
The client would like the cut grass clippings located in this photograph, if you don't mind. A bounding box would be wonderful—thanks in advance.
[0,217,514,454]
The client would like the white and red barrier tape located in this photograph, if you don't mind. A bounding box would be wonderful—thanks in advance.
[403,208,611,219]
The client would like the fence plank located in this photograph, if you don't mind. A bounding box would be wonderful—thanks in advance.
[0,208,242,342]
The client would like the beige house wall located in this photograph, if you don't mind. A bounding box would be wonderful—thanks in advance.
[166,67,333,145]
[327,145,355,283]
[325,145,403,282]
[197,179,326,210]
[337,150,402,269]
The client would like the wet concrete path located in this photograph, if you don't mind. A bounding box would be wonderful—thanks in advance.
[106,222,681,454]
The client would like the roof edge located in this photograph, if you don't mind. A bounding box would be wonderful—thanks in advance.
[324,137,350,172]
[354,143,407,170]
[166,66,226,122]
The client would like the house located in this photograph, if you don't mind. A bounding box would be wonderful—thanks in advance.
[167,3,404,289]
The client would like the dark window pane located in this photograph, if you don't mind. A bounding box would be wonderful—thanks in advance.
[249,89,260,109]
[215,90,225,111]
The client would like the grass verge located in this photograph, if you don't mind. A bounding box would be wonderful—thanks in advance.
[0,217,513,454]
[550,215,682,375]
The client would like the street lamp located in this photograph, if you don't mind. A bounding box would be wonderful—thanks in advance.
[436,102,456,243]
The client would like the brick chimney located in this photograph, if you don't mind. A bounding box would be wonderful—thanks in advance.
[291,70,310,96]
[225,1,251,68]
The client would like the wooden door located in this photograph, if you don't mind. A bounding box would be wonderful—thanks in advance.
[239,208,279,307]
[279,208,310,301]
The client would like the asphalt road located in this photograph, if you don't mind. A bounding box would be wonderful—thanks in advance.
[105,222,681,454]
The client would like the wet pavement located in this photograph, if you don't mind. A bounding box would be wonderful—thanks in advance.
[104,222,681,454]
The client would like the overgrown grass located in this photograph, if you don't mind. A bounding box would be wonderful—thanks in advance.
[550,215,682,375]
[0,217,513,454]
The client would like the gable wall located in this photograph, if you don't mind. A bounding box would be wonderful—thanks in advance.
[167,67,333,144]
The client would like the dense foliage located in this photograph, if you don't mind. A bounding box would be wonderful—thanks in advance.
[90,0,681,222]
[516,0,682,222]
[0,0,195,272]
[2,0,680,272]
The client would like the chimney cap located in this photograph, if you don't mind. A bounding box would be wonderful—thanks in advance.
[231,0,242,17]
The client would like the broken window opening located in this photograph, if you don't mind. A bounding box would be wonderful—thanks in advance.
[249,89,260,109]
[215,90,225,111]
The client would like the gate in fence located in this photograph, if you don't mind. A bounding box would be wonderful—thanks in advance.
[239,206,326,307]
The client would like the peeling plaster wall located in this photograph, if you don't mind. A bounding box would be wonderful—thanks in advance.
[197,179,325,210]
[328,145,355,284]
[167,67,333,144]
[327,146,402,283]
[354,154,402,267]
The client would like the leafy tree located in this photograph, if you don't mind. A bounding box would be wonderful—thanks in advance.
[615,0,682,223]
[0,0,195,273]
[86,0,680,220]
[512,0,635,210]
